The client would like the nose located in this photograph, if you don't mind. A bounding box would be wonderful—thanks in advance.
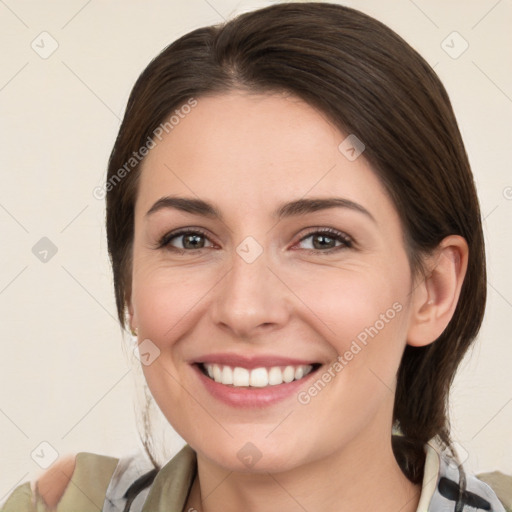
[209,243,292,341]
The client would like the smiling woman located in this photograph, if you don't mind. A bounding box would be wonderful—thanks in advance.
[1,2,509,512]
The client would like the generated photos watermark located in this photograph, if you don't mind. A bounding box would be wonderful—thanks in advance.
[297,301,403,405]
[93,97,198,200]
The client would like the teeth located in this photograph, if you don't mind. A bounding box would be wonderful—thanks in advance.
[268,367,283,385]
[250,367,268,387]
[203,363,314,387]
[213,365,222,382]
[233,367,249,386]
[222,366,233,385]
[283,366,295,383]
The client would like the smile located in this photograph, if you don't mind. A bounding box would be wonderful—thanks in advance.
[199,363,319,388]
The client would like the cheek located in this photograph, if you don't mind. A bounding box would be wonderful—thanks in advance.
[288,265,410,380]
[130,266,215,435]
[295,265,408,336]
[131,262,213,342]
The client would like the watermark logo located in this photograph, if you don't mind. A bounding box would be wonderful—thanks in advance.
[31,441,59,469]
[441,31,469,59]
[32,237,58,263]
[236,236,264,264]
[31,32,59,59]
[237,442,262,468]
[447,441,470,470]
[338,134,365,161]
[133,338,161,366]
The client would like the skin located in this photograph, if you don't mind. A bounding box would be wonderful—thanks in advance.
[127,91,468,512]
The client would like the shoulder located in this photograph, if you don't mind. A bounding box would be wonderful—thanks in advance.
[423,437,510,512]
[476,471,512,512]
[1,452,120,512]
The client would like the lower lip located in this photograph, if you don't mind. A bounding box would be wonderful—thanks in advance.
[192,364,320,408]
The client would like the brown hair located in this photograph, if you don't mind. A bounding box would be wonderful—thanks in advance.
[106,2,486,485]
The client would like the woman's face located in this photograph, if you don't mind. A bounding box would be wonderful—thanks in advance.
[129,91,421,472]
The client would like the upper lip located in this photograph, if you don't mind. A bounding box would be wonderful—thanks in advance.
[193,353,320,369]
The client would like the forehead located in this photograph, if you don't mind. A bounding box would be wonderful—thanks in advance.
[136,91,393,220]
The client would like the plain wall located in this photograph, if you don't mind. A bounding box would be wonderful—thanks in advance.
[1,0,511,499]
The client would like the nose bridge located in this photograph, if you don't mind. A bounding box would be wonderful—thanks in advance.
[210,236,289,337]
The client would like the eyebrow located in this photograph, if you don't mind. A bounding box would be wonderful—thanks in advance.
[145,196,376,223]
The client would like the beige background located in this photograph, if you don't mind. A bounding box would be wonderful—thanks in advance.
[1,0,511,499]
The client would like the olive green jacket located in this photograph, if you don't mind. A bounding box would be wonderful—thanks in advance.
[1,445,196,512]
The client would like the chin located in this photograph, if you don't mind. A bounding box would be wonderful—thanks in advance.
[192,434,314,475]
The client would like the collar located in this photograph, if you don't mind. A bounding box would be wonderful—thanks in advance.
[417,435,505,511]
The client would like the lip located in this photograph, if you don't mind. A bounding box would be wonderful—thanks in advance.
[191,360,322,408]
[193,352,319,369]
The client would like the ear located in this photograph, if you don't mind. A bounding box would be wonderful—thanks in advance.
[406,235,468,347]
[126,295,137,334]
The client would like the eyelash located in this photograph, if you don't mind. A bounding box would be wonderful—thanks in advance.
[155,227,354,254]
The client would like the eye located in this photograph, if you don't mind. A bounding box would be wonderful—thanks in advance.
[294,228,353,253]
[157,228,215,252]
[156,227,353,254]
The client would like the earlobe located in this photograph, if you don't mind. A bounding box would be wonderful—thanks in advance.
[407,235,468,347]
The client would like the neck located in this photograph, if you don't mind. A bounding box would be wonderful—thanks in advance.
[186,429,422,512]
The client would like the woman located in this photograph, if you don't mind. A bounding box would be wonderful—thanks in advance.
[1,2,508,511]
